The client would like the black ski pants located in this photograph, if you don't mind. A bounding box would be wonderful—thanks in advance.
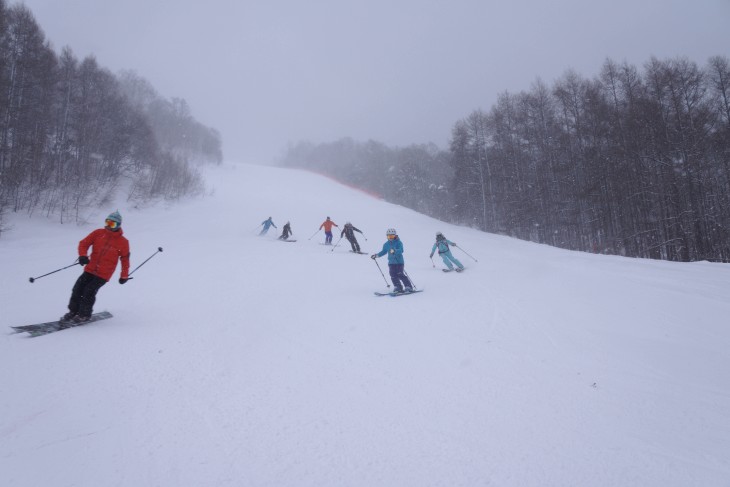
[347,237,360,252]
[68,271,107,318]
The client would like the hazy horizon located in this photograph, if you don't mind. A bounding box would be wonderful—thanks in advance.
[16,0,730,163]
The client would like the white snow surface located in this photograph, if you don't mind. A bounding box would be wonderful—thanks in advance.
[1,163,729,487]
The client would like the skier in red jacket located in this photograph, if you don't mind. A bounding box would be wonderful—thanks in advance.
[319,216,339,245]
[62,211,130,323]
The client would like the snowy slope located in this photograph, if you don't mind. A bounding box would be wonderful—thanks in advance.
[2,163,729,487]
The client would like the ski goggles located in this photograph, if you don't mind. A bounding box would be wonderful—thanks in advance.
[105,219,119,229]
[387,234,396,239]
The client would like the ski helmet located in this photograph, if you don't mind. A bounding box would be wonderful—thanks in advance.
[386,228,397,236]
[436,231,444,239]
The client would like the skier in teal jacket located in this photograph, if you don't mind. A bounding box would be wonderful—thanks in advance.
[430,232,464,271]
[371,228,413,292]
[259,217,277,235]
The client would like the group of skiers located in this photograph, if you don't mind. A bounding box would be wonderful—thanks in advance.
[259,216,465,294]
[57,210,468,325]
[47,205,469,327]
[259,216,365,253]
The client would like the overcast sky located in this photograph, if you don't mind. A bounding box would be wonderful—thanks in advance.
[17,0,730,163]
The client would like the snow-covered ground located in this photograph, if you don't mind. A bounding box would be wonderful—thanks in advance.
[2,163,729,487]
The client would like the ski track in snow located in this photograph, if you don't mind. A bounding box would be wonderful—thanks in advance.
[1,163,730,486]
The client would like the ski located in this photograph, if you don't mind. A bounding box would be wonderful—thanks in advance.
[374,289,424,297]
[442,268,454,272]
[442,267,465,273]
[11,311,113,337]
[278,239,297,242]
[349,251,368,254]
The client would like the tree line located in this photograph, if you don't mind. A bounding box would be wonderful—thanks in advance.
[280,55,730,262]
[0,1,222,236]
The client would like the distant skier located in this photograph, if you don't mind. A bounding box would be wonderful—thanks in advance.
[341,222,364,252]
[259,217,277,236]
[278,221,293,240]
[371,228,413,293]
[62,211,130,324]
[319,216,339,245]
[430,232,464,272]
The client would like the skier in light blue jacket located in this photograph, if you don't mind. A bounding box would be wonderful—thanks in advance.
[259,217,277,236]
[371,228,413,293]
[430,232,464,272]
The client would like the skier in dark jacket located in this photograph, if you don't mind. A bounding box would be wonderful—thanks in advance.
[278,221,293,240]
[63,211,130,324]
[371,228,413,293]
[341,222,364,252]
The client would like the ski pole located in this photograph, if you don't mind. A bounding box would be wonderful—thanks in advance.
[404,270,417,290]
[454,245,478,262]
[430,255,435,268]
[331,236,344,251]
[372,257,390,288]
[128,247,164,277]
[29,259,81,283]
[308,229,320,240]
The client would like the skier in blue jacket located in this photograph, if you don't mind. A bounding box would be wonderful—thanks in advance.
[430,232,464,271]
[259,217,277,236]
[371,228,413,293]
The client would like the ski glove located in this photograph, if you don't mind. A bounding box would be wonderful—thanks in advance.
[79,256,90,265]
[119,277,130,284]
[370,254,377,259]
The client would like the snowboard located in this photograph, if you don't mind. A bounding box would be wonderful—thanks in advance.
[11,311,113,337]
[374,289,424,297]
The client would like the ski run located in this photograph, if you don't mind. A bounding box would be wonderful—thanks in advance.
[2,163,729,487]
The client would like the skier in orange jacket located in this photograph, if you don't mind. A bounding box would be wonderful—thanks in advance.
[62,211,130,324]
[319,216,339,245]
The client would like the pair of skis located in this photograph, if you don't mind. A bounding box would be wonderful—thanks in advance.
[374,289,423,297]
[10,311,113,337]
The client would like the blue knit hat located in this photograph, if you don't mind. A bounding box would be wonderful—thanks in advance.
[106,210,122,225]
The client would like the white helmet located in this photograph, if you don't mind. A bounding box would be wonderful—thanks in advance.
[386,228,397,236]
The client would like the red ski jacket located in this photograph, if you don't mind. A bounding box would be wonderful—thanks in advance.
[319,219,338,232]
[78,228,130,281]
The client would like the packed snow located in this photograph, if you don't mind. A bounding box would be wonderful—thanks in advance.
[1,163,729,486]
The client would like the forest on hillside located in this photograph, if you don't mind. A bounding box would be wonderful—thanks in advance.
[0,1,222,235]
[281,56,730,263]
